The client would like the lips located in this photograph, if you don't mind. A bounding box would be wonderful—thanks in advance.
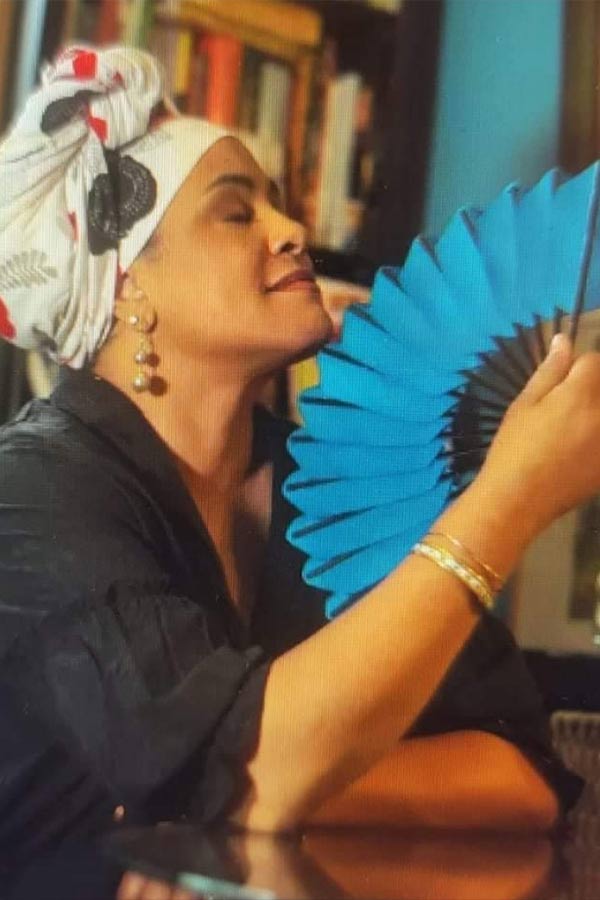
[266,269,317,292]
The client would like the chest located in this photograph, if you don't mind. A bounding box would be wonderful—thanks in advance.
[219,462,274,623]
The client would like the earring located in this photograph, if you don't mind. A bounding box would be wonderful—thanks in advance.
[131,328,155,392]
[120,278,157,392]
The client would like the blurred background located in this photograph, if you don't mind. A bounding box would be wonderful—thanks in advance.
[1,0,600,712]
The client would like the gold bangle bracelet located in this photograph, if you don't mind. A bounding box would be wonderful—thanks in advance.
[420,534,499,588]
[428,530,503,591]
[412,541,496,611]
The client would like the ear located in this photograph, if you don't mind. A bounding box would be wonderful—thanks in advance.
[113,275,156,333]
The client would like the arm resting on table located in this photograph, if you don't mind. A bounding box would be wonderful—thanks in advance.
[232,477,544,833]
[305,730,559,831]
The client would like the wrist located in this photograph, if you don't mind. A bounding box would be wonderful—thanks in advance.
[433,472,542,586]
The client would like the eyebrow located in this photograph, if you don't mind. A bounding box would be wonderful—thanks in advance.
[205,173,282,208]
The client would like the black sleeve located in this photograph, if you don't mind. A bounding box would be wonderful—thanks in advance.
[0,444,271,840]
[1,585,270,825]
[0,677,119,869]
[409,610,584,816]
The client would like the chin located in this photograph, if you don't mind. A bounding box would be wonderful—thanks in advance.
[291,310,334,359]
[255,320,331,377]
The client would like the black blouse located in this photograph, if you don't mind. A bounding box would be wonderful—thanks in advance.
[0,368,582,866]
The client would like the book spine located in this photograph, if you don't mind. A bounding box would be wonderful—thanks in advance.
[149,22,193,109]
[186,34,208,116]
[237,47,262,132]
[316,71,363,250]
[122,0,154,47]
[254,59,290,183]
[301,38,337,243]
[0,0,16,129]
[93,0,122,44]
[200,32,243,127]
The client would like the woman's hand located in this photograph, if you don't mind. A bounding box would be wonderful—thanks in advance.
[117,870,196,900]
[477,333,600,540]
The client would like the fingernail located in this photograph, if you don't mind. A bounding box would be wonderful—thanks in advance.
[549,334,564,354]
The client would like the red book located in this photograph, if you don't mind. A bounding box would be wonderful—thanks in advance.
[199,32,243,127]
[94,0,121,44]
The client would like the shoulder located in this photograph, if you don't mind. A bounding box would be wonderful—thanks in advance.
[0,399,166,639]
[0,397,139,515]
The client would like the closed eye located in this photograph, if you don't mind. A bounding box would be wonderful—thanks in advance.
[223,204,254,224]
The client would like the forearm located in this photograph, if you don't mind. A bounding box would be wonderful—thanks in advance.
[306,730,559,831]
[238,478,541,830]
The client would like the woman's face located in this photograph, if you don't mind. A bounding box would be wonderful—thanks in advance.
[134,136,333,375]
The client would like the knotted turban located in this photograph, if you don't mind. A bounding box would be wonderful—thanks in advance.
[0,45,229,367]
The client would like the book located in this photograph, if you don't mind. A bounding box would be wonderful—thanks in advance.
[199,31,243,127]
[315,71,362,250]
[366,0,404,11]
[253,59,290,186]
[301,37,336,240]
[92,0,122,43]
[186,35,207,115]
[122,0,154,47]
[0,0,17,130]
[148,22,194,108]
[256,60,290,144]
[237,47,262,132]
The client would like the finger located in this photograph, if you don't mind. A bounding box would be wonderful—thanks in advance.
[137,877,173,900]
[516,333,573,405]
[117,871,148,900]
[171,888,197,900]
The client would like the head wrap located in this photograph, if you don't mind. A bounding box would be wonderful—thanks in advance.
[0,45,230,367]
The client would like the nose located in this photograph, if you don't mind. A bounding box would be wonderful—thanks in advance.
[268,208,307,256]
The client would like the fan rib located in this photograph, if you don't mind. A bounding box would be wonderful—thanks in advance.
[477,350,524,396]
[445,392,509,416]
[490,335,532,385]
[438,442,492,460]
[514,323,540,373]
[459,369,516,404]
[552,306,565,337]
[533,314,547,359]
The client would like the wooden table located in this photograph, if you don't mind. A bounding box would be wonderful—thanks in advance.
[7,808,600,900]
[102,807,599,900]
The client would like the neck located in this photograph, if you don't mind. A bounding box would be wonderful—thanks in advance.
[94,339,273,500]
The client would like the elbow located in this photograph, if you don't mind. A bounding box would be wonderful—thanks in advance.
[227,782,305,835]
[505,776,560,833]
[228,800,302,835]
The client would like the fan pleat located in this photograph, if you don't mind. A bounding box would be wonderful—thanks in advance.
[299,390,446,446]
[476,350,525,396]
[291,489,447,556]
[287,436,447,477]
[316,351,459,417]
[286,471,448,516]
[303,528,433,592]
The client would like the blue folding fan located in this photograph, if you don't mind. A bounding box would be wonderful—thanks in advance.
[283,163,600,618]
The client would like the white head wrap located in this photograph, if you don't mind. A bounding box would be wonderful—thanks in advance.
[0,45,229,367]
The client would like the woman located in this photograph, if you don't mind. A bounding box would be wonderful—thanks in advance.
[0,43,590,865]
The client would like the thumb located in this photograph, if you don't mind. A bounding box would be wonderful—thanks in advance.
[517,333,573,405]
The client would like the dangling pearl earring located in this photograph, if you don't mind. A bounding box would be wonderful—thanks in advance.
[132,329,155,392]
[122,283,157,393]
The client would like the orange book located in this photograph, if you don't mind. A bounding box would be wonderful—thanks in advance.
[94,0,121,44]
[199,32,243,127]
